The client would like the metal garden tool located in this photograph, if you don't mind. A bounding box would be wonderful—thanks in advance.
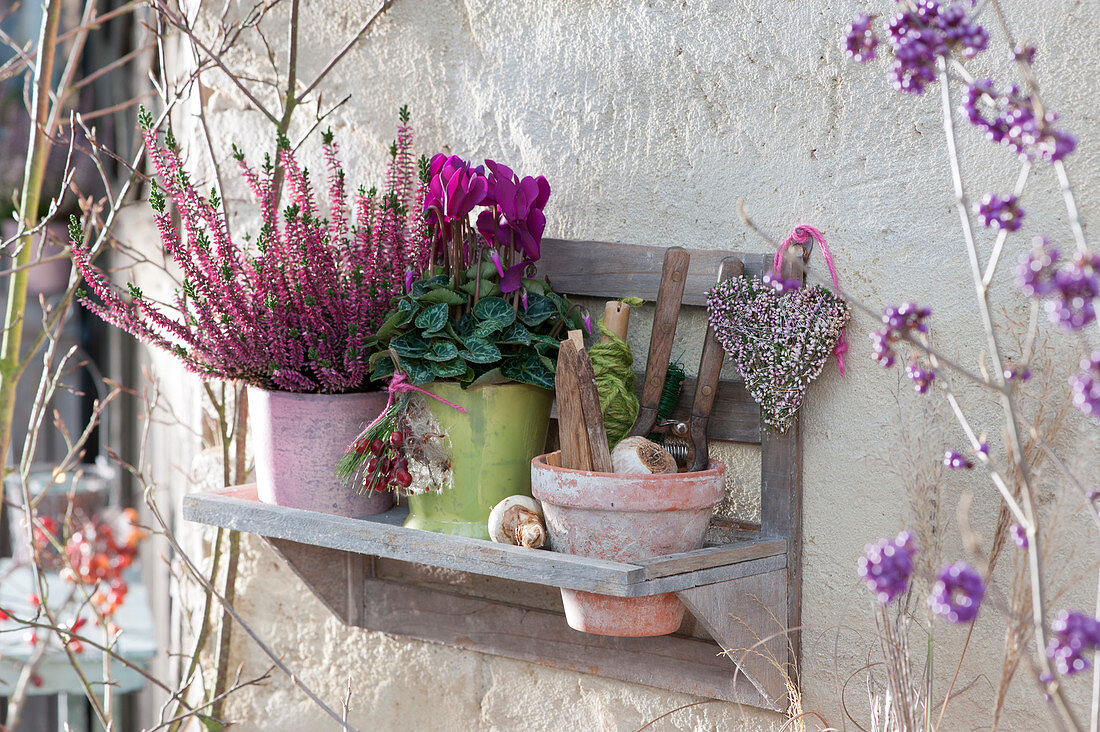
[629,250,743,471]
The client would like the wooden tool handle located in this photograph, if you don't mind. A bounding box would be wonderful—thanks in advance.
[600,301,632,343]
[689,257,744,471]
[631,247,690,436]
[693,258,743,420]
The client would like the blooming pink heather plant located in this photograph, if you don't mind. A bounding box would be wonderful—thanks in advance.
[71,107,430,393]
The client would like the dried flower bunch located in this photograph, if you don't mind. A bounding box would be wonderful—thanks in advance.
[71,107,430,393]
[706,275,850,432]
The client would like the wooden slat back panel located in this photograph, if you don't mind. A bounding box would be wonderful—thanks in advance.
[536,239,768,306]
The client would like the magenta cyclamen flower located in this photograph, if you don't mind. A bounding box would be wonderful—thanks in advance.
[975,193,1025,232]
[424,154,489,225]
[928,562,985,623]
[858,531,917,605]
[1048,611,1100,676]
[475,160,551,292]
[1071,351,1100,420]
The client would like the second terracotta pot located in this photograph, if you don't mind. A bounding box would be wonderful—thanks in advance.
[531,453,725,637]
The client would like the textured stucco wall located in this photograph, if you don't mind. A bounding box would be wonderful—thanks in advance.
[174,0,1100,729]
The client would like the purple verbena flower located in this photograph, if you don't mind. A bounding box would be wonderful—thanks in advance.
[763,270,801,293]
[943,450,973,469]
[846,14,879,63]
[1071,351,1100,420]
[975,193,1025,232]
[870,328,897,368]
[1048,611,1100,676]
[882,302,932,333]
[1010,523,1028,549]
[878,2,987,95]
[928,562,985,623]
[1015,237,1060,298]
[1045,253,1099,331]
[906,361,935,393]
[963,78,1077,162]
[858,531,918,605]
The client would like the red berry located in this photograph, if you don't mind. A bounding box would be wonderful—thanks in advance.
[390,431,404,448]
[71,616,87,632]
[26,631,38,645]
[31,674,42,688]
[0,607,8,621]
[367,458,379,476]
[70,639,84,654]
[355,439,368,454]
[370,439,384,456]
[394,468,412,488]
[28,594,40,609]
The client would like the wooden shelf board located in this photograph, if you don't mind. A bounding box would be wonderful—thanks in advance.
[182,485,786,598]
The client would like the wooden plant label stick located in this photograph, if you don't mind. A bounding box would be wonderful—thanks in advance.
[631,247,690,437]
[600,300,631,343]
[555,339,593,471]
[567,329,585,351]
[573,347,614,473]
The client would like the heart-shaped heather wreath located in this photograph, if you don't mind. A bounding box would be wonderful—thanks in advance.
[706,277,850,433]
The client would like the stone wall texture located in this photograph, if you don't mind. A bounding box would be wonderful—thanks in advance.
[171,0,1100,729]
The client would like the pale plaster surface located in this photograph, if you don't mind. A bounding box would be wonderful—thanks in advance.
[160,0,1100,729]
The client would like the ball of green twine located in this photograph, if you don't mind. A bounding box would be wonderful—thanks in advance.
[589,300,643,450]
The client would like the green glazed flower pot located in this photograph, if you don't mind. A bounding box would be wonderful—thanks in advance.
[404,381,553,539]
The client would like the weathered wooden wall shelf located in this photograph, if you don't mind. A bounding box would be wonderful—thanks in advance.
[182,239,804,712]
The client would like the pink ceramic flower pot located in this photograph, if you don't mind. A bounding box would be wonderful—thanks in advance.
[249,387,394,516]
[531,453,725,637]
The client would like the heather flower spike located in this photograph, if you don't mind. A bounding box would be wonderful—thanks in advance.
[928,562,985,623]
[71,110,430,393]
[858,531,917,605]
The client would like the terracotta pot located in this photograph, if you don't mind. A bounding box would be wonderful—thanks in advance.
[249,387,394,516]
[404,382,553,538]
[531,453,725,637]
